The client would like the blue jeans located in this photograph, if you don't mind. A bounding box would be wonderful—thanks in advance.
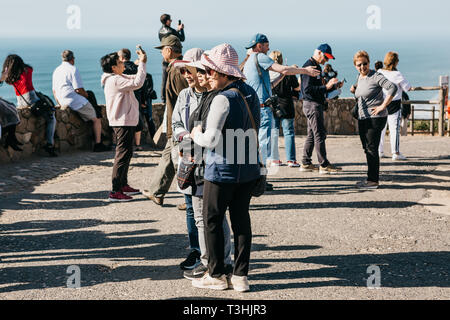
[43,112,56,146]
[185,194,200,253]
[258,107,275,166]
[269,117,296,162]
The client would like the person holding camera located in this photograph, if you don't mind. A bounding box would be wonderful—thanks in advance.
[268,50,301,168]
[242,34,319,190]
[100,46,147,202]
[159,14,185,105]
[1,54,57,156]
[300,44,344,174]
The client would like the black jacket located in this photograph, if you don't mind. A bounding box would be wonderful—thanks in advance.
[301,58,329,105]
[158,25,185,42]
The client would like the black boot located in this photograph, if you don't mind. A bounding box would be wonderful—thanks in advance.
[44,143,58,157]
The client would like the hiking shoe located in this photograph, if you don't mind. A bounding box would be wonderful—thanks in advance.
[121,185,140,196]
[356,180,379,190]
[319,164,342,175]
[177,203,187,211]
[230,275,250,292]
[180,250,201,270]
[184,263,208,280]
[93,143,111,152]
[287,161,300,168]
[270,160,284,167]
[299,164,319,172]
[192,274,228,291]
[142,190,164,205]
[108,191,133,202]
[392,153,407,161]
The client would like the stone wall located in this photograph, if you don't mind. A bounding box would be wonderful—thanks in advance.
[0,104,165,164]
[0,99,356,163]
[293,98,358,135]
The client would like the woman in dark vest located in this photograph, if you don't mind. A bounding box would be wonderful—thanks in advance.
[190,44,261,292]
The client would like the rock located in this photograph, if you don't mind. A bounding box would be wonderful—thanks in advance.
[17,132,33,144]
[59,141,71,153]
[69,111,84,128]
[16,118,28,134]
[56,122,68,140]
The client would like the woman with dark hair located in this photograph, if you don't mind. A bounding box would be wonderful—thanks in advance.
[100,48,147,202]
[1,54,57,156]
[351,51,397,189]
[190,44,261,292]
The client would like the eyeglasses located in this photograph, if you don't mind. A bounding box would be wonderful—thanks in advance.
[356,62,369,68]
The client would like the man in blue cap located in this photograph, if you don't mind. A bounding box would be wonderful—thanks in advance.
[243,33,320,190]
[299,44,343,175]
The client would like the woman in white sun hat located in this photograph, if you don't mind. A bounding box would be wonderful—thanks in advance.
[190,43,260,292]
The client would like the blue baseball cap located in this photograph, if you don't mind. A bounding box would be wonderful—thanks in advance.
[317,43,335,60]
[245,33,269,49]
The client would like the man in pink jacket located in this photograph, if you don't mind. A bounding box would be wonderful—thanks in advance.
[100,47,147,202]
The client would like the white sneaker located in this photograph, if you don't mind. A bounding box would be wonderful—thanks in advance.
[392,153,407,161]
[230,275,250,292]
[192,274,228,291]
[379,152,386,158]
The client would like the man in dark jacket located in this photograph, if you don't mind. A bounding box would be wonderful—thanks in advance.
[300,44,343,174]
[159,14,185,104]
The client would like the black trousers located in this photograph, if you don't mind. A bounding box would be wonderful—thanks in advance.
[203,179,256,278]
[112,126,136,192]
[302,100,329,167]
[358,117,387,183]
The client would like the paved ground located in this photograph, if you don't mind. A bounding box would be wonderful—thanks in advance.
[0,135,449,300]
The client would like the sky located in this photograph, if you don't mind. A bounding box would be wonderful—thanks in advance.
[0,0,449,40]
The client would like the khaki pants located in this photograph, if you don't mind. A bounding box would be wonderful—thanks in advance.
[147,139,178,197]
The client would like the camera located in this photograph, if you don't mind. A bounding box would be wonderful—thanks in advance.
[264,95,286,118]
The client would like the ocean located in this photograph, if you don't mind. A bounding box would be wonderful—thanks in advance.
[1,36,449,119]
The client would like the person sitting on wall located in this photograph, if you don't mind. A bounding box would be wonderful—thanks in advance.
[52,50,110,152]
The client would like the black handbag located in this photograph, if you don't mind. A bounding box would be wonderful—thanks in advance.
[14,85,55,117]
[176,93,196,190]
[230,88,266,198]
[177,156,197,190]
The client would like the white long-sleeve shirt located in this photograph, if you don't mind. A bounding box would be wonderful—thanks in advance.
[378,69,412,101]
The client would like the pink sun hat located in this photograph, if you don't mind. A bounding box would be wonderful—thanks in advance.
[200,44,246,79]
[172,48,204,69]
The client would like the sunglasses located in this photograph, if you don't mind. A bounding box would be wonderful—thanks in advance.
[180,67,192,75]
[205,66,215,76]
[197,68,206,75]
[356,62,369,67]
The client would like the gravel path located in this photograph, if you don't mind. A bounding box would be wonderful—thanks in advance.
[1,135,449,300]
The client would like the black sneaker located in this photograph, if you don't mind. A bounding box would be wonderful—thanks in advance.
[183,263,208,280]
[265,183,274,191]
[93,143,111,152]
[180,250,201,270]
[44,144,58,157]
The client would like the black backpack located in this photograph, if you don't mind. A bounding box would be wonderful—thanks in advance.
[143,73,157,102]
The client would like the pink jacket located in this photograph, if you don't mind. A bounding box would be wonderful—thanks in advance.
[101,62,146,127]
